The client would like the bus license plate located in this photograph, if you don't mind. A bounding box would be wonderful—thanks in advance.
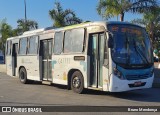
[134,81,142,86]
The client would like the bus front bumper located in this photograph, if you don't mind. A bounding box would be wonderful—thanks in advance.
[109,74,154,92]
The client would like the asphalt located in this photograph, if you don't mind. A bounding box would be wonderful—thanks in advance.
[0,72,160,115]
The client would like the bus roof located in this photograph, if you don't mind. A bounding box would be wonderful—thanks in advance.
[53,21,106,32]
[7,21,143,41]
[106,21,144,28]
[23,28,45,35]
[53,21,143,32]
[7,36,18,40]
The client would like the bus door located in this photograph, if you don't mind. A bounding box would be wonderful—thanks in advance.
[41,39,52,81]
[88,33,105,88]
[12,43,18,76]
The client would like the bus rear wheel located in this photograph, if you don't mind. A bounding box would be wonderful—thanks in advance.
[71,71,84,94]
[19,68,28,84]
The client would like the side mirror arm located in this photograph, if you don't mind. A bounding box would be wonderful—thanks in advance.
[108,33,114,48]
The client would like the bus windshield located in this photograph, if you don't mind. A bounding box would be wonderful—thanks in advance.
[108,24,153,68]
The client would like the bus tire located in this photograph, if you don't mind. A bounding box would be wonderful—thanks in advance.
[19,68,28,84]
[71,71,84,94]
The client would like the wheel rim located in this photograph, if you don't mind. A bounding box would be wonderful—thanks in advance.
[72,76,81,88]
[20,71,25,80]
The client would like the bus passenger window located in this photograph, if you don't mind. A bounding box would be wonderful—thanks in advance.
[28,36,38,54]
[64,28,85,53]
[54,32,63,55]
[6,41,12,55]
[19,38,28,55]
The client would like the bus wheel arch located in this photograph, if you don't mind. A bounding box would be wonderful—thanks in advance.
[68,69,84,94]
[19,66,28,84]
[68,69,78,90]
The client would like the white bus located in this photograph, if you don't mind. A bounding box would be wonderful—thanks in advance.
[6,21,154,93]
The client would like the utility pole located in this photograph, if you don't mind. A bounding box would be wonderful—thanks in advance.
[24,0,27,30]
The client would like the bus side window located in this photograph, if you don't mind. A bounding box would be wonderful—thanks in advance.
[54,32,63,55]
[28,36,39,54]
[6,40,12,56]
[64,28,85,53]
[19,38,28,55]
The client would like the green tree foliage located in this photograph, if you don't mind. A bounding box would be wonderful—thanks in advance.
[0,18,38,63]
[132,7,160,52]
[97,0,157,21]
[0,22,13,63]
[49,2,82,27]
[16,19,38,35]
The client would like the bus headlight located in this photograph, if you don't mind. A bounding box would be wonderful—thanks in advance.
[113,67,124,80]
[150,69,154,77]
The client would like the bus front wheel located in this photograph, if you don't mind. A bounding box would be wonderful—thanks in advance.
[19,68,28,84]
[71,71,84,94]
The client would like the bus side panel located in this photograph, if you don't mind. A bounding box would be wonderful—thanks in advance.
[17,56,40,81]
[52,54,88,88]
[102,66,110,91]
[6,56,12,76]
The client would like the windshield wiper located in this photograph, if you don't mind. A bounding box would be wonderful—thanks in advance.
[133,39,149,64]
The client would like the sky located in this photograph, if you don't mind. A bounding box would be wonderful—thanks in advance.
[0,0,143,29]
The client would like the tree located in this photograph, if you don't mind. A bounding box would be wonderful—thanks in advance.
[16,19,38,35]
[97,0,157,21]
[49,2,82,27]
[132,7,160,49]
[0,22,13,63]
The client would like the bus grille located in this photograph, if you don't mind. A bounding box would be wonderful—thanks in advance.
[126,74,150,80]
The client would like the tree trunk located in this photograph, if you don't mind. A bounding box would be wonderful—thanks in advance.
[150,23,154,42]
[120,13,124,22]
[2,44,5,64]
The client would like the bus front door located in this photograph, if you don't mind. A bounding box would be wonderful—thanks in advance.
[12,43,18,76]
[88,33,105,88]
[41,39,52,81]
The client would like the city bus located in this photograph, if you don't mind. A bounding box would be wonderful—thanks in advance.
[6,21,154,93]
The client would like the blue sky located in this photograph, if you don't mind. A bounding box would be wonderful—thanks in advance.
[0,0,142,29]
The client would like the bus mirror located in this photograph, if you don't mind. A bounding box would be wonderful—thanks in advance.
[108,34,114,48]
